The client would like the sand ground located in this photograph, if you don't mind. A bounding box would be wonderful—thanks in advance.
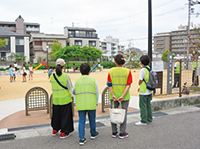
[0,68,196,101]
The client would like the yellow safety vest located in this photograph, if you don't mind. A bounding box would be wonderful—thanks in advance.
[75,75,97,110]
[50,73,72,105]
[193,60,200,71]
[175,62,180,74]
[139,66,150,93]
[109,67,130,101]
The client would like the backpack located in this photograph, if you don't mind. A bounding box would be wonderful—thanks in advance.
[143,66,158,91]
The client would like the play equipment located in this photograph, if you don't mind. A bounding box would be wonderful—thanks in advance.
[33,60,50,70]
[90,64,98,73]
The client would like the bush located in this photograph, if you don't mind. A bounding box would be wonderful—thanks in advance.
[101,62,116,68]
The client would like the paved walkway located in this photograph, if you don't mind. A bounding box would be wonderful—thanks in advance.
[0,105,200,149]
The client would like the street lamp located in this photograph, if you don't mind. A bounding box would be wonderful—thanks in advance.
[46,45,49,64]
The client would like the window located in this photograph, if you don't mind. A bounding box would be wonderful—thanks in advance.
[35,41,42,46]
[75,40,82,46]
[16,39,24,45]
[89,41,96,47]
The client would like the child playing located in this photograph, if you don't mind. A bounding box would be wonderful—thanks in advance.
[107,54,132,139]
[22,64,27,82]
[73,63,99,145]
[135,55,153,126]
[28,64,33,80]
[48,66,53,79]
[12,65,16,81]
[9,65,14,82]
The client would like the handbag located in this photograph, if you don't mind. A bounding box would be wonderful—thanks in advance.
[109,101,126,124]
[53,73,68,90]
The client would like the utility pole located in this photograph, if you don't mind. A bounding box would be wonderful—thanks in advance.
[187,0,191,55]
[148,0,152,63]
[187,0,200,54]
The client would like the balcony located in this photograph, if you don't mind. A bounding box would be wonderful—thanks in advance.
[69,33,98,38]
[26,28,40,32]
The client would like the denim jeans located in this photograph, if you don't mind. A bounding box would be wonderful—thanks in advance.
[78,110,97,139]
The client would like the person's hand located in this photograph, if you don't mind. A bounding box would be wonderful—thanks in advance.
[112,95,117,101]
[118,96,124,102]
[138,88,140,92]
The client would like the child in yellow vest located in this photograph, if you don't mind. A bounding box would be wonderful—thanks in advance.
[73,63,99,145]
[107,54,132,139]
[135,55,152,126]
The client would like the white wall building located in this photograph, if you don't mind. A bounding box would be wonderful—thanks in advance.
[100,36,123,60]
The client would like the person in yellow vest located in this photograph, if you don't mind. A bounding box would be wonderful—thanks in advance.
[107,54,132,139]
[192,55,199,86]
[50,58,74,139]
[73,63,99,145]
[172,59,181,88]
[135,55,152,126]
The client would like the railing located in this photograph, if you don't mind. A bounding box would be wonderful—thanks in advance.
[69,33,98,38]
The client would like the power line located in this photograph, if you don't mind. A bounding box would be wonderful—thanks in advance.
[88,0,180,25]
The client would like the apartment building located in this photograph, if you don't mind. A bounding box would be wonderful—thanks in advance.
[0,28,29,62]
[154,25,199,54]
[29,33,67,61]
[0,15,40,62]
[64,26,99,48]
[154,32,171,52]
[100,36,125,61]
[0,15,40,35]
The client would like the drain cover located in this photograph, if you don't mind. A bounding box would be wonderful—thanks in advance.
[0,133,16,141]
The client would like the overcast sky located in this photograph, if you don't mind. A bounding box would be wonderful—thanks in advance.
[0,0,200,51]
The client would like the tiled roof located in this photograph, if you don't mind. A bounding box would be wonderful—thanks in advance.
[0,21,39,26]
[0,28,27,36]
[65,26,96,32]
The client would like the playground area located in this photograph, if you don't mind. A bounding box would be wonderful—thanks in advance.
[0,68,197,102]
[0,68,199,128]
[0,69,140,102]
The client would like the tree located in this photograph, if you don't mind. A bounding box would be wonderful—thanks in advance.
[190,26,200,56]
[161,50,171,62]
[0,39,7,48]
[8,52,16,61]
[50,40,63,60]
[125,50,141,68]
[81,46,103,63]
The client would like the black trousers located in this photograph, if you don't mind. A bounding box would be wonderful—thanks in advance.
[173,73,180,87]
[192,70,199,86]
[51,102,74,134]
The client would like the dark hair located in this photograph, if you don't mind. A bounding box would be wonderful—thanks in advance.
[140,55,150,65]
[49,66,53,69]
[10,65,12,68]
[80,63,90,75]
[114,54,125,65]
[56,65,63,76]
[23,64,25,67]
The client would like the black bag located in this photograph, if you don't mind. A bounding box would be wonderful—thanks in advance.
[53,73,68,90]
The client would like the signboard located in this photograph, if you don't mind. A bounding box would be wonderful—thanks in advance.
[152,61,164,72]
[167,53,172,94]
[197,67,200,76]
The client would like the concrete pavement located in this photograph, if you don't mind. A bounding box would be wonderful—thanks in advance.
[0,106,200,149]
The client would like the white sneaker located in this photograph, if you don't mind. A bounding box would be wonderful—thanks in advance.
[135,121,147,126]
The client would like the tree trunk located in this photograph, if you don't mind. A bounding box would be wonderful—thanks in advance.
[87,58,90,64]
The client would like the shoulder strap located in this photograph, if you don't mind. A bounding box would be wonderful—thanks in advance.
[143,66,151,72]
[53,73,68,90]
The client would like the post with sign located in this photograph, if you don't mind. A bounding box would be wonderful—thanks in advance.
[152,60,164,94]
[167,53,173,94]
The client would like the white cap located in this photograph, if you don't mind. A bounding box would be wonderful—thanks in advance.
[56,58,65,66]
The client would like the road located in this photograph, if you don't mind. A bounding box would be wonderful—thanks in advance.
[0,111,200,149]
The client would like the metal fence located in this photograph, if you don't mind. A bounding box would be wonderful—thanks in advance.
[25,87,49,116]
[153,58,200,97]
